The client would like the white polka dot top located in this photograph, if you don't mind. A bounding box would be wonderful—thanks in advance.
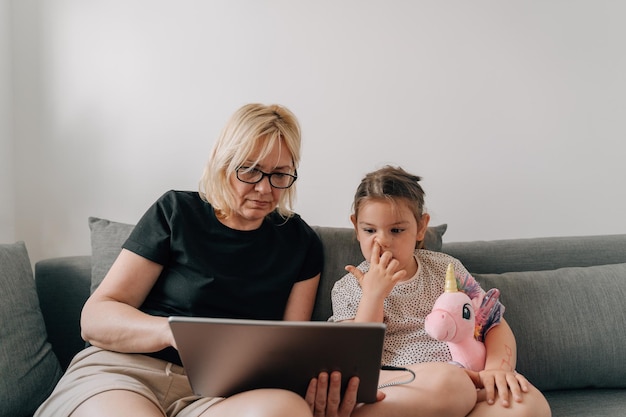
[330,250,482,367]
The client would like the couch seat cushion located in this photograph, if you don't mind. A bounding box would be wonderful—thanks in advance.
[543,389,626,417]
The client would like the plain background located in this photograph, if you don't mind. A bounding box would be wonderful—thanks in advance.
[1,0,625,263]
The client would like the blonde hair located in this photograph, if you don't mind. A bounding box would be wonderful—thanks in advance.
[199,103,301,218]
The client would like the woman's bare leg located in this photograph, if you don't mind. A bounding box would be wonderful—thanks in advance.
[72,388,314,417]
[71,390,165,417]
[352,363,477,417]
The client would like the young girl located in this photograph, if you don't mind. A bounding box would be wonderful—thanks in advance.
[330,166,551,417]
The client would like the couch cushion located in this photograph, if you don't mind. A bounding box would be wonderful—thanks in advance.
[423,223,447,253]
[443,234,626,274]
[473,262,626,391]
[543,389,626,417]
[0,242,63,417]
[89,216,135,292]
[35,256,92,370]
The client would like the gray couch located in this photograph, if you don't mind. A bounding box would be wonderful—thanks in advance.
[9,220,626,416]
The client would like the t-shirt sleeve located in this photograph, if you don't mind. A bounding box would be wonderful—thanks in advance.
[295,222,324,282]
[122,191,174,265]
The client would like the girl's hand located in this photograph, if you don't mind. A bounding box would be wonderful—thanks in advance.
[465,368,529,407]
[346,242,406,299]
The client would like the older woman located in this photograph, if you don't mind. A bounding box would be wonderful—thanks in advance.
[35,104,359,417]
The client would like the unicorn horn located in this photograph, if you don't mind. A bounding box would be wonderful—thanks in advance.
[444,263,458,293]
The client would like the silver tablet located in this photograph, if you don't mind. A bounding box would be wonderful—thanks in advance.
[169,316,386,403]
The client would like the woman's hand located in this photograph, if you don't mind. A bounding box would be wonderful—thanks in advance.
[465,368,529,407]
[305,371,385,417]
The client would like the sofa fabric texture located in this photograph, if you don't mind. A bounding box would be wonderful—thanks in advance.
[6,218,626,416]
[0,242,62,417]
[474,263,626,391]
[89,216,135,293]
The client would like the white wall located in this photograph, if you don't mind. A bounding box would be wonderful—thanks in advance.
[9,0,626,263]
[0,0,14,242]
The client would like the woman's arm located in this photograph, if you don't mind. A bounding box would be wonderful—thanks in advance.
[283,274,320,321]
[80,249,175,353]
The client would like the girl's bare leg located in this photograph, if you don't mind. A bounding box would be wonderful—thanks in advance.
[352,363,477,417]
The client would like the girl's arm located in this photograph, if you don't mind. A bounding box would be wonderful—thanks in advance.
[353,288,386,323]
[468,318,531,407]
[483,318,517,372]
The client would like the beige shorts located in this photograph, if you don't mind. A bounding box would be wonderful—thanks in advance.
[34,346,223,417]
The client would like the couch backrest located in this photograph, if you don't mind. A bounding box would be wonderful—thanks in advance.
[311,227,363,321]
[442,233,626,274]
[311,228,626,321]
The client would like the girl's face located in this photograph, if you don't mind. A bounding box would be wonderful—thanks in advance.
[223,139,294,231]
[352,199,430,277]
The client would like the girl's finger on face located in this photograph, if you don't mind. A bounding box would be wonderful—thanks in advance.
[387,258,400,273]
[371,242,381,263]
[379,250,394,268]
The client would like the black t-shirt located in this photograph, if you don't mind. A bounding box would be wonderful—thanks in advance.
[122,190,323,364]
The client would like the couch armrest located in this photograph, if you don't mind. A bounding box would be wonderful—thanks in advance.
[35,256,91,370]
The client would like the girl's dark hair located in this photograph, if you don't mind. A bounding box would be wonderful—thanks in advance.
[353,165,426,225]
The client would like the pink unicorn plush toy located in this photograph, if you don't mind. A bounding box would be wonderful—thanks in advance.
[424,263,486,371]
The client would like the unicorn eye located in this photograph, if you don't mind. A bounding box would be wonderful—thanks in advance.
[462,304,472,320]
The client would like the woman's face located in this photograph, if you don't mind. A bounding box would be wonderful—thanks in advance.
[352,199,429,277]
[222,140,294,231]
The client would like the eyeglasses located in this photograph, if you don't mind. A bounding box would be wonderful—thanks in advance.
[235,167,298,189]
